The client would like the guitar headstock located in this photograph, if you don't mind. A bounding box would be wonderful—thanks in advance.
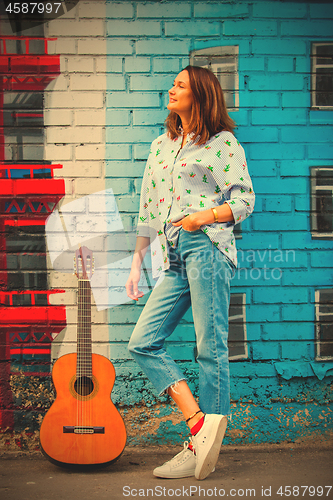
[74,246,94,280]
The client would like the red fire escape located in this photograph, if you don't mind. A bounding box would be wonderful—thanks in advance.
[0,36,66,431]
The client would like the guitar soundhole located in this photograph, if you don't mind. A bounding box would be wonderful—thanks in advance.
[74,376,94,396]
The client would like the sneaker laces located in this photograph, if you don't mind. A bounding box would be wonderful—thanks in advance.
[187,437,196,454]
[169,439,195,464]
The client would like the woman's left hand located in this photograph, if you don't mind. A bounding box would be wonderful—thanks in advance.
[172,213,202,232]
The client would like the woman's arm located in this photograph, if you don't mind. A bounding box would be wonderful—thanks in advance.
[127,138,157,300]
[131,236,150,269]
[125,236,150,301]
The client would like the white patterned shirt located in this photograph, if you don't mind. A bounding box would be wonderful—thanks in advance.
[137,130,255,279]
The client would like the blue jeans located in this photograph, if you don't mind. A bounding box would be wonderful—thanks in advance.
[128,228,235,416]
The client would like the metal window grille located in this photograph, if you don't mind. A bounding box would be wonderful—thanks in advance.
[228,293,248,360]
[315,289,333,360]
[190,46,239,110]
[6,226,48,294]
[194,293,248,362]
[3,92,45,163]
[310,166,333,238]
[311,42,333,109]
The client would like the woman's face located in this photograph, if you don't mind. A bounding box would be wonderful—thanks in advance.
[167,70,193,120]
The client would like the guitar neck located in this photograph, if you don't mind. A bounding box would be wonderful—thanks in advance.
[77,279,92,378]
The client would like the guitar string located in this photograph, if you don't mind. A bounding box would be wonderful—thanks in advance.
[82,280,83,430]
[85,279,89,431]
[77,278,79,430]
[87,279,92,433]
[76,256,93,434]
[78,273,83,429]
[88,280,92,431]
[79,280,84,426]
[77,278,81,430]
[79,280,83,426]
[79,279,85,430]
[86,279,89,431]
[82,280,86,431]
[83,279,92,431]
[88,279,92,432]
[76,279,79,431]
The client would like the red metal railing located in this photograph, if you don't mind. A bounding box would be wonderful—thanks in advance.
[0,36,57,55]
[0,289,65,306]
[0,163,63,179]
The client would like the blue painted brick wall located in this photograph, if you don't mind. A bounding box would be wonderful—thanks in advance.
[105,0,333,444]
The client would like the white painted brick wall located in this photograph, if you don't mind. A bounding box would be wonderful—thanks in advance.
[44,109,73,126]
[68,57,95,73]
[75,109,106,126]
[45,1,108,358]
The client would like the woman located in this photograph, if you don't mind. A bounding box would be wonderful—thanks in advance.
[126,65,255,480]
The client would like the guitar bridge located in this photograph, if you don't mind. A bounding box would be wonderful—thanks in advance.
[63,426,105,434]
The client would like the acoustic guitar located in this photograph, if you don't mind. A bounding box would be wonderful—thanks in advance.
[40,246,127,467]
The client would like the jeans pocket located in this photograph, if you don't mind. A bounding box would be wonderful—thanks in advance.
[224,254,236,279]
[181,227,200,233]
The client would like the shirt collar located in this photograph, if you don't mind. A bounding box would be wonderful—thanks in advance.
[177,128,195,146]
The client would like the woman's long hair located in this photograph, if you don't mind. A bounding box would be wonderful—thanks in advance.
[165,65,236,146]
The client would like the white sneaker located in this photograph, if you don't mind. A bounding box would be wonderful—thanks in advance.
[192,414,227,480]
[153,440,196,478]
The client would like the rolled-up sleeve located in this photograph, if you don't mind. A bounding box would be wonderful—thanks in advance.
[213,135,255,225]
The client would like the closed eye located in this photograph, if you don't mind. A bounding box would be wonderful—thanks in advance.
[173,81,185,88]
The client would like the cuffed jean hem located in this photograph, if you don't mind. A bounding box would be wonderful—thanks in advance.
[128,341,188,397]
[159,378,187,397]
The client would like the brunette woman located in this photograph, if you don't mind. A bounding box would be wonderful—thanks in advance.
[126,65,255,480]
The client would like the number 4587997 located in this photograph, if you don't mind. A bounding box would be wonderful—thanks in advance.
[6,3,62,15]
[276,485,332,497]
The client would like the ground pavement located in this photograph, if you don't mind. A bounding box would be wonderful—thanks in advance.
[1,440,332,500]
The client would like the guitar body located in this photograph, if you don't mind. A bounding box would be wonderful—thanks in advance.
[40,352,126,467]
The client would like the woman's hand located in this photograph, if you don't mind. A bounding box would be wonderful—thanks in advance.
[172,204,234,231]
[125,266,144,301]
[172,212,205,232]
[126,236,150,301]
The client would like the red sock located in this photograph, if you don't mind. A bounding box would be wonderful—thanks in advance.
[190,416,205,436]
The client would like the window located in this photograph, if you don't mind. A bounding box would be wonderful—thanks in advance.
[190,46,239,110]
[311,42,333,109]
[3,92,45,163]
[315,289,333,360]
[6,225,48,294]
[310,166,333,238]
[193,293,248,362]
[228,293,248,360]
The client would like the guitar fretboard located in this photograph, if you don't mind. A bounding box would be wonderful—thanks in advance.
[77,279,92,378]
